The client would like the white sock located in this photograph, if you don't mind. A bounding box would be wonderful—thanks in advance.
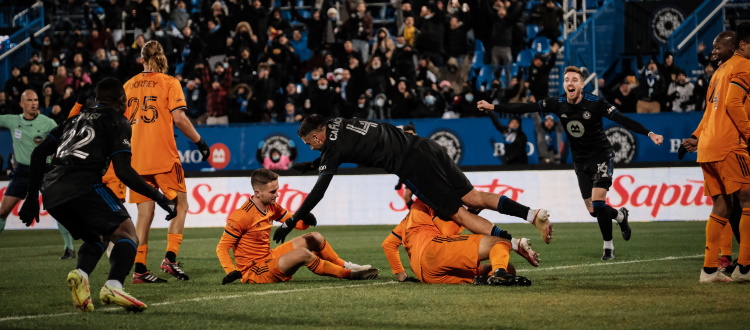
[77,269,89,281]
[525,209,537,223]
[615,209,624,222]
[603,240,614,250]
[105,279,123,288]
[510,238,519,251]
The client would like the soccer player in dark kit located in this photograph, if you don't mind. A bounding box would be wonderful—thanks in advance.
[18,78,177,312]
[477,66,664,260]
[273,114,554,248]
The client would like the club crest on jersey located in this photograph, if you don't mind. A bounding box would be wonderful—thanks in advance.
[606,126,637,163]
[429,129,463,164]
[33,136,44,145]
[582,111,591,119]
[256,134,298,166]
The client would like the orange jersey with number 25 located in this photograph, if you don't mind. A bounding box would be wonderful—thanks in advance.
[123,72,188,175]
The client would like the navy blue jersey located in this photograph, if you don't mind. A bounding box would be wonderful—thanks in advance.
[537,93,619,163]
[42,104,131,209]
[318,118,414,175]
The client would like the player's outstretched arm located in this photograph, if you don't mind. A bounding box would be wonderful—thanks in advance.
[609,112,663,145]
[173,109,210,161]
[273,174,333,243]
[111,153,177,220]
[19,137,58,226]
[478,99,539,114]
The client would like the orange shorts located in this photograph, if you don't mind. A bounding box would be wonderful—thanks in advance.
[129,163,186,203]
[700,151,750,197]
[104,176,126,201]
[241,242,295,284]
[411,234,482,284]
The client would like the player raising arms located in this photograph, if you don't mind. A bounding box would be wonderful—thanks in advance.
[382,199,540,286]
[217,169,378,284]
[18,78,177,312]
[274,114,553,246]
[478,66,664,260]
[124,40,210,283]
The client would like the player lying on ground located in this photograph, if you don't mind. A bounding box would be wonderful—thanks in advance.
[217,169,378,284]
[274,114,553,246]
[19,78,177,312]
[382,199,539,286]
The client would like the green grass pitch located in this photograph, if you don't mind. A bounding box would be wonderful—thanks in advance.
[1,221,749,329]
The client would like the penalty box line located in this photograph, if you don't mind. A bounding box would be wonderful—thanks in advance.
[0,281,397,323]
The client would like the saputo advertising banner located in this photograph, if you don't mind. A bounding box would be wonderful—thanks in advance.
[1,167,712,230]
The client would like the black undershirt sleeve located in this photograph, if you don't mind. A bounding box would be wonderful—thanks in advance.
[111,153,166,202]
[496,102,540,114]
[26,137,59,197]
[292,174,334,221]
[609,111,651,136]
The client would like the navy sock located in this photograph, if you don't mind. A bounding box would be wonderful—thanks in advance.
[109,239,137,283]
[76,241,105,275]
[496,195,530,220]
[592,200,613,241]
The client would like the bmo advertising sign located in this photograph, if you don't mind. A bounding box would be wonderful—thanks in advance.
[0,167,711,230]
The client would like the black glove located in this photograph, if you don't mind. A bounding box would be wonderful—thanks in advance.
[291,158,321,174]
[156,196,177,221]
[76,83,92,104]
[18,198,40,227]
[301,212,317,226]
[222,270,242,285]
[195,138,210,162]
[677,144,688,160]
[273,217,299,243]
[400,276,420,283]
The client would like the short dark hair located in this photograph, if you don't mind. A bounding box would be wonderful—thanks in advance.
[251,168,279,189]
[298,114,328,137]
[95,77,125,102]
[735,22,750,49]
[563,66,584,79]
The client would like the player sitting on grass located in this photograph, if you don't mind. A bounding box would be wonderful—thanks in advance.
[217,169,378,284]
[382,199,539,286]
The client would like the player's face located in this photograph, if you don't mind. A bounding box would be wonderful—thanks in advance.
[563,72,584,102]
[713,37,735,62]
[20,91,40,119]
[302,129,325,150]
[255,180,280,206]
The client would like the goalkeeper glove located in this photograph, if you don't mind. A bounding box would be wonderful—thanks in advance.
[195,138,211,162]
[222,270,242,285]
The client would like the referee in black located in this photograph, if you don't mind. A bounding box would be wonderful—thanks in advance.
[478,66,665,260]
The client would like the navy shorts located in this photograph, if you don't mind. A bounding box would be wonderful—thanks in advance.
[46,183,131,242]
[573,156,615,200]
[4,164,30,199]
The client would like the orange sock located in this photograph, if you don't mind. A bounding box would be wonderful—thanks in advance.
[704,214,727,268]
[307,256,351,279]
[167,234,183,257]
[489,241,511,271]
[314,239,345,267]
[739,209,750,265]
[135,244,148,267]
[719,221,734,257]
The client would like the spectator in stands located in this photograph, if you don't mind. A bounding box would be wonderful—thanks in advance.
[667,70,696,112]
[415,56,438,91]
[416,89,445,118]
[502,76,527,103]
[488,115,527,165]
[0,92,22,115]
[175,25,205,77]
[608,77,637,113]
[66,66,92,93]
[204,18,230,66]
[84,2,114,54]
[289,2,328,54]
[335,68,359,118]
[108,56,128,83]
[659,52,681,87]
[4,66,26,103]
[184,78,207,124]
[25,61,47,95]
[371,27,396,61]
[128,0,156,40]
[50,86,76,124]
[283,101,303,123]
[320,8,341,51]
[444,16,470,65]
[170,1,191,31]
[453,84,479,118]
[98,0,126,44]
[202,63,233,124]
[244,0,270,47]
[415,4,444,67]
[51,65,68,96]
[290,29,312,63]
[636,59,666,113]
[390,36,417,84]
[341,1,374,63]
[429,56,472,95]
[369,93,388,119]
[528,43,559,102]
[281,82,305,110]
[535,0,563,42]
[232,47,257,85]
[39,82,59,117]
[694,62,714,111]
[365,55,391,96]
[338,40,362,64]
[268,8,292,38]
[306,75,336,117]
[230,83,252,123]
[398,16,419,48]
[488,0,522,70]
[29,34,60,64]
[390,78,417,118]
[533,113,564,164]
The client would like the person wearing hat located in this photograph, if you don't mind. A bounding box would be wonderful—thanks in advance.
[666,69,696,112]
[533,113,564,164]
[636,56,666,113]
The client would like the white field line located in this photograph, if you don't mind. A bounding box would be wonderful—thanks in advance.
[0,254,705,322]
[0,282,396,322]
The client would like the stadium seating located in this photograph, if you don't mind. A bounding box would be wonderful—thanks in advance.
[531,36,550,55]
[476,64,496,91]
